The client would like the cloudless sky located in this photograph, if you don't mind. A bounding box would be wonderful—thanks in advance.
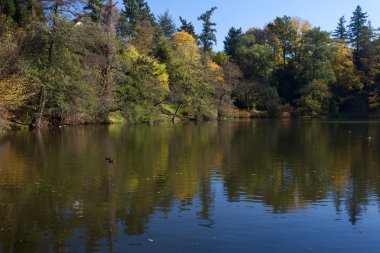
[140,0,380,51]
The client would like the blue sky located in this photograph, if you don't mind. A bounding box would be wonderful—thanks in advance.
[140,0,380,51]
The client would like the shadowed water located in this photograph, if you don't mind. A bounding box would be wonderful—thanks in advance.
[0,120,380,253]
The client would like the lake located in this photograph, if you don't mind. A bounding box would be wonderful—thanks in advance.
[0,120,380,253]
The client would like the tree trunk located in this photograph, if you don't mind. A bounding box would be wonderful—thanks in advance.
[33,87,46,129]
[172,102,183,122]
[100,0,117,122]
[100,45,114,122]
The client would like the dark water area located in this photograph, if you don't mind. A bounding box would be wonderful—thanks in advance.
[0,120,380,253]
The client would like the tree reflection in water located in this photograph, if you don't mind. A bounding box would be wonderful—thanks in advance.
[0,120,379,252]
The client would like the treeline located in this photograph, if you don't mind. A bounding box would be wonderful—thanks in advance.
[0,1,379,129]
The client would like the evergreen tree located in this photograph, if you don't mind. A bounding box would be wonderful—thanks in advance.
[157,10,176,37]
[118,0,154,38]
[332,16,348,41]
[84,0,103,22]
[0,0,43,25]
[178,16,196,38]
[198,6,217,52]
[348,5,369,67]
[14,0,30,25]
[137,0,154,24]
[224,27,242,58]
[0,0,16,19]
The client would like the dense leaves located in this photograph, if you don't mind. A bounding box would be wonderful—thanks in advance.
[1,3,380,129]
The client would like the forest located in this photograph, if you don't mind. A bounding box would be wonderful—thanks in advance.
[0,0,380,129]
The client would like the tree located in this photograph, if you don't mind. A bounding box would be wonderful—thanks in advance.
[267,16,298,67]
[131,20,156,55]
[299,28,336,84]
[178,16,196,38]
[118,0,155,38]
[0,76,30,128]
[348,5,369,67]
[84,0,103,23]
[210,51,229,65]
[0,17,31,128]
[330,42,363,112]
[224,27,242,59]
[236,43,274,81]
[296,28,336,116]
[136,0,155,24]
[157,10,176,37]
[0,0,16,19]
[198,6,217,52]
[296,79,331,116]
[24,18,99,128]
[217,61,242,116]
[12,0,44,26]
[116,46,169,123]
[332,16,348,41]
[41,0,85,18]
[168,31,213,121]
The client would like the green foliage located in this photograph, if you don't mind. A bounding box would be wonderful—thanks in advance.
[84,0,103,22]
[296,79,331,116]
[234,81,279,111]
[178,16,196,38]
[224,27,242,59]
[267,15,298,66]
[299,28,336,84]
[116,46,169,124]
[157,10,176,37]
[2,3,380,127]
[169,31,217,120]
[197,6,217,52]
[236,43,274,81]
[210,51,229,65]
[23,18,101,125]
[0,0,16,19]
[118,0,155,38]
[348,5,369,67]
[333,16,348,41]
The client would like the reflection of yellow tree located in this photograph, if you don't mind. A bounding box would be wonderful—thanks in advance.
[1,120,380,251]
[0,141,39,186]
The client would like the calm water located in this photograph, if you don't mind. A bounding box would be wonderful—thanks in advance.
[0,120,380,253]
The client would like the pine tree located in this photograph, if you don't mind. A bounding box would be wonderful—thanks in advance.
[158,10,176,37]
[224,27,242,58]
[348,5,369,66]
[198,6,217,52]
[0,0,43,25]
[178,16,196,38]
[332,16,348,41]
[136,0,154,24]
[84,0,103,22]
[0,0,16,19]
[118,0,154,38]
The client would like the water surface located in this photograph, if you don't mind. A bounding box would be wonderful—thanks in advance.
[0,120,380,253]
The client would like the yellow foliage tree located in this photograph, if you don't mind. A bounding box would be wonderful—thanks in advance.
[332,43,362,91]
[170,31,201,63]
[0,76,31,128]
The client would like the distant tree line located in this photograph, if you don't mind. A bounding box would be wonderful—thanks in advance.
[0,2,379,129]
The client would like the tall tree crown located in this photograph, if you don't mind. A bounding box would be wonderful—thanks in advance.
[198,6,217,52]
[224,27,242,57]
[178,16,196,38]
[158,10,176,37]
[84,0,103,22]
[333,16,348,41]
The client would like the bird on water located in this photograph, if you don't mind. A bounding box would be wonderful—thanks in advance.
[105,157,116,163]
